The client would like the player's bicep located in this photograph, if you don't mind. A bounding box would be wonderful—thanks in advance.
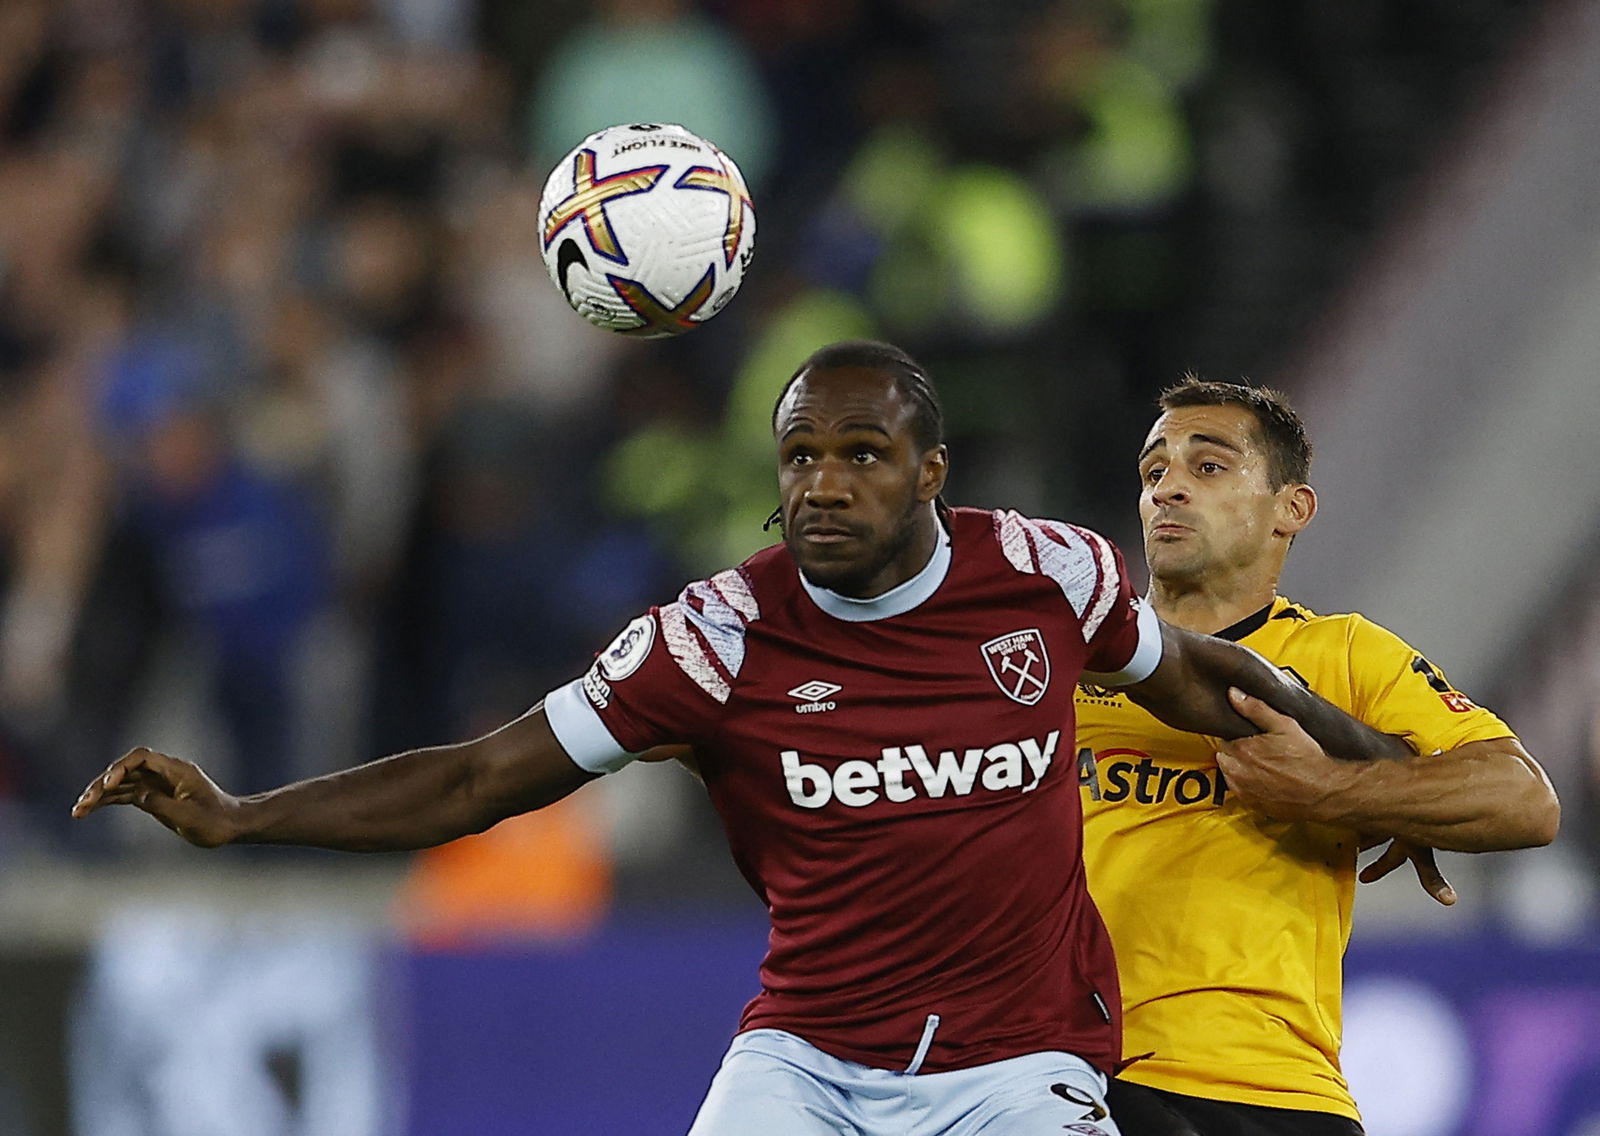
[1119,622,1230,728]
[1120,622,1289,739]
[1118,622,1184,699]
[462,704,601,820]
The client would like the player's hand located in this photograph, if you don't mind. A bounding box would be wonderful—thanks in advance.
[1358,837,1457,905]
[71,747,242,848]
[1213,688,1360,822]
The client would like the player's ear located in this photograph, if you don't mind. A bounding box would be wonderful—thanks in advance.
[918,445,949,502]
[1276,482,1317,537]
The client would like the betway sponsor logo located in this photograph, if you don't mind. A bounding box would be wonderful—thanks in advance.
[782,732,1060,809]
[1078,747,1227,807]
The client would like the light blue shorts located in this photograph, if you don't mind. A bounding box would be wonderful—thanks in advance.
[687,1029,1120,1136]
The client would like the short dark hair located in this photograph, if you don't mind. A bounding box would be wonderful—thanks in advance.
[1157,376,1312,488]
[771,340,945,454]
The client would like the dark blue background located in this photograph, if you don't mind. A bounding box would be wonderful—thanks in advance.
[401,913,1600,1136]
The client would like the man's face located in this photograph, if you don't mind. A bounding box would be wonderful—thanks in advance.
[775,365,947,598]
[1138,403,1298,588]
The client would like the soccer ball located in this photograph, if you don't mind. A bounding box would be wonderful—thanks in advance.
[537,123,756,338]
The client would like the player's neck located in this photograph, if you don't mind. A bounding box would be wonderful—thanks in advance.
[853,504,945,599]
[1148,573,1279,636]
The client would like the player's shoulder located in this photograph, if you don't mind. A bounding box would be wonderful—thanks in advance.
[651,557,778,706]
[1264,596,1417,657]
[1252,596,1353,641]
[953,506,1120,577]
[671,555,773,630]
[667,541,807,632]
[951,509,1135,642]
[729,541,797,598]
[1262,595,1327,629]
[674,540,803,608]
[1269,596,1384,633]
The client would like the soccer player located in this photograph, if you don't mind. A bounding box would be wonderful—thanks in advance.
[75,342,1421,1136]
[1077,378,1560,1136]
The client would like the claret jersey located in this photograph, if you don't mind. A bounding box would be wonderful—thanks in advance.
[545,506,1163,1075]
[1076,595,1516,1118]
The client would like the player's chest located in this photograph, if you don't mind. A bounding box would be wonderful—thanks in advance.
[708,611,1085,816]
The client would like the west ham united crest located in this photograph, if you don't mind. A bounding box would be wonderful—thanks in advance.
[982,629,1051,705]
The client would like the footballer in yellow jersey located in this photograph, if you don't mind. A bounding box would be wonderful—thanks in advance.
[1078,596,1511,1120]
[1082,378,1558,1136]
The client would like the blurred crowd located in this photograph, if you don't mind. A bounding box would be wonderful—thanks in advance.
[0,0,1567,868]
[0,0,666,843]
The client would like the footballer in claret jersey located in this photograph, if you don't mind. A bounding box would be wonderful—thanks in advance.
[75,343,1431,1136]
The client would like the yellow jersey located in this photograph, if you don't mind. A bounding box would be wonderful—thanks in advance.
[1076,595,1514,1119]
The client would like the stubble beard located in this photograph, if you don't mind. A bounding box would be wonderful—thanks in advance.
[1145,534,1211,597]
[790,497,925,598]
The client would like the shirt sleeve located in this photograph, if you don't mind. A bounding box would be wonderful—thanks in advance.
[1071,529,1162,685]
[1085,596,1163,686]
[543,606,727,774]
[1343,615,1515,754]
[992,512,1164,686]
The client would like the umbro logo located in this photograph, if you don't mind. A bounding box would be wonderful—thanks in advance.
[788,680,841,714]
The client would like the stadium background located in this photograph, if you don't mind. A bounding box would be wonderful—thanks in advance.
[0,0,1597,1132]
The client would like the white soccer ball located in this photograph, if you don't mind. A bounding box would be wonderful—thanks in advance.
[537,123,757,338]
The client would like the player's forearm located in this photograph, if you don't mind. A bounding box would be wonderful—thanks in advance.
[232,715,594,851]
[1132,625,1413,759]
[1321,739,1560,851]
[230,744,502,851]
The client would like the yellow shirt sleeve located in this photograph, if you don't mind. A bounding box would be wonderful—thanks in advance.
[1342,614,1515,755]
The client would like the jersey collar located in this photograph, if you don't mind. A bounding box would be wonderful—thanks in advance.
[800,525,953,623]
[1214,598,1278,642]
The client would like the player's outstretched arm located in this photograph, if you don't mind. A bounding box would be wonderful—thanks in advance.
[1122,619,1415,759]
[70,705,598,852]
